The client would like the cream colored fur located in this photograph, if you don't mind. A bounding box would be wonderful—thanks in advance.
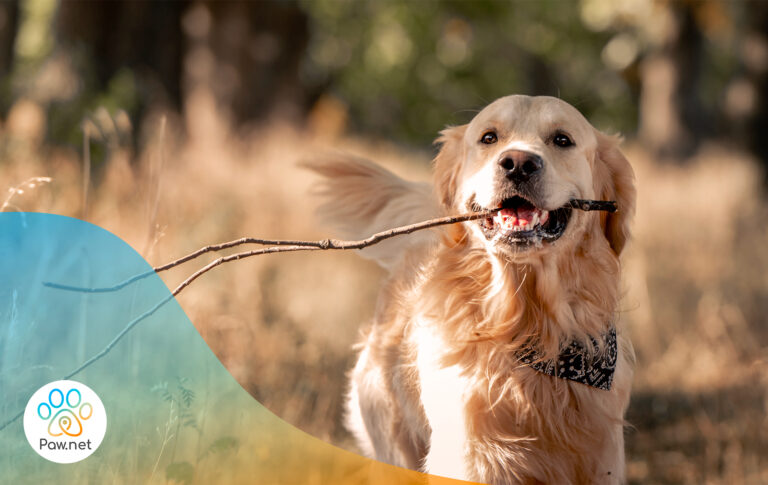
[306,96,636,485]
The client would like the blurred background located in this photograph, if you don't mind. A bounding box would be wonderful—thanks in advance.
[1,1,767,483]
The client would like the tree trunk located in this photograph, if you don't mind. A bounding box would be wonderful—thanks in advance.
[638,3,707,160]
[56,0,189,112]
[0,0,19,113]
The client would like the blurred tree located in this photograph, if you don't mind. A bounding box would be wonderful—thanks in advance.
[638,2,708,159]
[2,0,767,170]
[739,2,768,168]
[0,1,19,81]
[56,0,189,120]
[0,0,19,115]
[198,1,322,125]
[49,0,320,144]
[301,0,635,146]
[582,1,745,162]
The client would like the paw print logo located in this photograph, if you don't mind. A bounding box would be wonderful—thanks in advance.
[37,388,93,437]
[24,379,107,463]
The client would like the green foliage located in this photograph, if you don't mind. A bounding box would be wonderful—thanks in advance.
[151,377,239,482]
[10,1,139,146]
[165,461,195,485]
[302,0,636,144]
[205,437,239,456]
[47,68,138,150]
[151,377,199,431]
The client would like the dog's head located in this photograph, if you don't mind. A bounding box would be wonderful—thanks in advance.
[434,95,635,259]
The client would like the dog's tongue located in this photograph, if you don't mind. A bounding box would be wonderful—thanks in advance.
[515,206,537,226]
[496,207,536,227]
[491,202,549,233]
[495,208,530,229]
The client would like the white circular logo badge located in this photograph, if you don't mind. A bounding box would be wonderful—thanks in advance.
[23,380,107,463]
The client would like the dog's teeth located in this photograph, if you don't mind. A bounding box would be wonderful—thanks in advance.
[531,213,540,227]
[541,211,549,224]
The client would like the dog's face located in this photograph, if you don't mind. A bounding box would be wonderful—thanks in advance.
[434,95,634,259]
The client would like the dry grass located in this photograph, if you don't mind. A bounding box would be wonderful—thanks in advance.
[621,143,768,484]
[1,97,767,483]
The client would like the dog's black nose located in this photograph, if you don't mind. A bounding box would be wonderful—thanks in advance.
[498,150,543,183]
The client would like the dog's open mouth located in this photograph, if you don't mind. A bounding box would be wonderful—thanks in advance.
[472,196,571,245]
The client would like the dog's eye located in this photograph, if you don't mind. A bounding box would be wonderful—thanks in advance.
[553,133,574,148]
[480,131,498,145]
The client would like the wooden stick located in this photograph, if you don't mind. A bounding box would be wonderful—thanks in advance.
[568,199,618,213]
[44,199,617,295]
[45,199,616,295]
[44,208,498,293]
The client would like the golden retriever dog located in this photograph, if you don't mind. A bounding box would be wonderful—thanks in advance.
[307,95,636,484]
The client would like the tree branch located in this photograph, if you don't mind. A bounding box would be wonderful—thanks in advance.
[44,208,498,293]
[44,199,616,295]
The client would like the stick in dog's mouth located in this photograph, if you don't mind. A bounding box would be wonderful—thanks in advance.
[470,198,618,244]
[567,199,618,213]
[474,199,617,216]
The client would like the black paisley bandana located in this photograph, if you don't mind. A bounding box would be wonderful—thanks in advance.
[517,327,617,391]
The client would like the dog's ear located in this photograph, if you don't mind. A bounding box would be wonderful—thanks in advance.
[433,124,467,209]
[593,131,636,256]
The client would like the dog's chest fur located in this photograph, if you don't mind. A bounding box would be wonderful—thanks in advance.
[408,311,627,484]
[411,321,472,480]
